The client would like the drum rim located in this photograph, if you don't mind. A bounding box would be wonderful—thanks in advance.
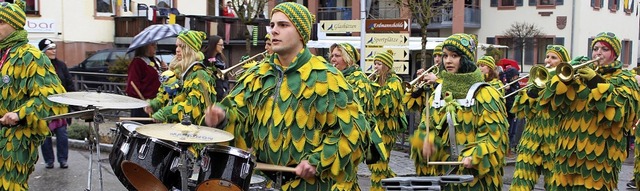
[205,145,255,162]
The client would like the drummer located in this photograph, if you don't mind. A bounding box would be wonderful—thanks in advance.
[205,2,368,190]
[144,30,217,125]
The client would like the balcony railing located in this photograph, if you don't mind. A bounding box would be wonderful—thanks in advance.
[114,15,270,45]
[318,7,352,20]
[411,5,481,29]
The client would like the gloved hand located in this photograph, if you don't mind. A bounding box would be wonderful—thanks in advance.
[569,56,589,66]
[239,55,250,63]
[577,67,597,81]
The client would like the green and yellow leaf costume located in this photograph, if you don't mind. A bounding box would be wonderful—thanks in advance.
[488,78,505,96]
[368,73,407,191]
[219,49,367,191]
[149,62,217,124]
[542,61,640,190]
[410,69,508,190]
[0,30,67,190]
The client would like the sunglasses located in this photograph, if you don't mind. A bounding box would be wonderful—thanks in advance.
[597,32,616,38]
[546,45,563,51]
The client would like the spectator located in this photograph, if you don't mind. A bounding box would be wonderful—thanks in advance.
[203,35,229,100]
[222,1,235,17]
[125,43,165,124]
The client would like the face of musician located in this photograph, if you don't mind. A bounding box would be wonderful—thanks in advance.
[265,38,273,54]
[269,12,303,58]
[442,48,461,73]
[544,52,562,68]
[175,40,185,62]
[0,20,15,41]
[374,60,389,74]
[433,54,442,66]
[330,48,347,70]
[592,41,616,65]
[478,64,490,75]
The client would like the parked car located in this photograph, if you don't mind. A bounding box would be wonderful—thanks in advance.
[70,48,174,90]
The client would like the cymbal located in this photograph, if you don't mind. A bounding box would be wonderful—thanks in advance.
[43,108,113,120]
[135,123,234,143]
[48,92,148,109]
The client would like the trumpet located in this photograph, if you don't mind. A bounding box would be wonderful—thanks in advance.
[403,64,440,92]
[217,51,268,79]
[502,57,601,98]
[368,69,378,81]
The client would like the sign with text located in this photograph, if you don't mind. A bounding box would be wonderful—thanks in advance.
[366,19,410,32]
[365,48,410,60]
[319,20,361,33]
[26,19,56,33]
[364,61,409,75]
[365,33,409,46]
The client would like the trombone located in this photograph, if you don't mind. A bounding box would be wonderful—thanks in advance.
[403,64,440,92]
[217,51,268,80]
[502,57,601,98]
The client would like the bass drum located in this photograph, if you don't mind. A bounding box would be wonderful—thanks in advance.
[108,121,142,190]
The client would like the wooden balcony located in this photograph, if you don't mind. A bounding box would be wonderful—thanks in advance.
[113,15,270,47]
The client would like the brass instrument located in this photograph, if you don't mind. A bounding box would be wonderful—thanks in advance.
[217,51,268,79]
[368,69,378,81]
[403,64,440,92]
[502,57,601,98]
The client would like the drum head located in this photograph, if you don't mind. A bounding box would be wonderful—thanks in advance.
[196,179,242,191]
[121,161,169,191]
[122,122,141,132]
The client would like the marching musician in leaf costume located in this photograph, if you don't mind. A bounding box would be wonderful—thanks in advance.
[204,2,367,191]
[403,43,443,113]
[477,55,504,96]
[367,50,408,191]
[509,44,570,190]
[145,30,217,125]
[410,33,508,190]
[537,32,640,191]
[0,1,68,190]
[329,43,387,164]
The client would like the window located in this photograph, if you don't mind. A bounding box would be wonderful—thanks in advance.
[536,38,554,65]
[624,0,634,13]
[592,0,603,9]
[609,0,619,11]
[621,40,632,67]
[96,0,115,17]
[501,0,515,6]
[25,0,38,15]
[539,0,555,5]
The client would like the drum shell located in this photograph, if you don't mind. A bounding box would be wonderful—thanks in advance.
[109,121,142,190]
[198,145,256,191]
[124,135,182,189]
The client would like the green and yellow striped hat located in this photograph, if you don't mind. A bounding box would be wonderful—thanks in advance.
[433,42,443,56]
[339,43,360,63]
[546,45,570,63]
[477,56,496,70]
[0,0,26,30]
[442,33,476,62]
[375,50,394,69]
[591,32,621,58]
[178,30,207,51]
[271,2,315,45]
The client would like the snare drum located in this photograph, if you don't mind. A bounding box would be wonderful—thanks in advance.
[121,134,182,190]
[108,121,142,190]
[196,145,256,191]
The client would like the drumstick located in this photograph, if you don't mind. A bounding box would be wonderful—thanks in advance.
[129,81,145,100]
[255,162,296,173]
[119,117,154,121]
[427,161,464,165]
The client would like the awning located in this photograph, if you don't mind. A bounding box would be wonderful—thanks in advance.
[308,36,509,50]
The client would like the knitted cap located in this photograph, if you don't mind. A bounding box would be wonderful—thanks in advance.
[38,38,56,52]
[442,33,476,62]
[338,43,360,63]
[375,50,394,69]
[0,0,26,30]
[546,45,570,63]
[591,32,621,58]
[271,2,315,44]
[265,33,271,40]
[433,42,443,56]
[178,30,207,51]
[477,56,496,70]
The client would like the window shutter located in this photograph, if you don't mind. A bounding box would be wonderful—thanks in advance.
[591,0,596,7]
[601,0,605,7]
[529,0,537,6]
[587,38,594,58]
[556,0,563,5]
[554,37,565,45]
[486,37,496,44]
[609,0,613,9]
[491,0,498,7]
[517,0,524,6]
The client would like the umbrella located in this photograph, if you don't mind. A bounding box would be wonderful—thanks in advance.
[497,58,520,71]
[127,24,185,52]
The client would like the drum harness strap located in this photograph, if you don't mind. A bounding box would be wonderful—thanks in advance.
[432,82,489,175]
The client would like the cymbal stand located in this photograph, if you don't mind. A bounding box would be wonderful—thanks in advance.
[176,144,194,191]
[84,105,105,191]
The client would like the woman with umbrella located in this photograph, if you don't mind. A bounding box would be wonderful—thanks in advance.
[125,43,166,123]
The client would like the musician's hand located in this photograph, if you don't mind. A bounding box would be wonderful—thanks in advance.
[577,67,597,81]
[569,56,589,66]
[0,112,19,126]
[422,138,436,159]
[144,106,154,116]
[295,160,316,180]
[462,157,473,169]
[416,68,426,76]
[424,73,438,84]
[204,106,226,127]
